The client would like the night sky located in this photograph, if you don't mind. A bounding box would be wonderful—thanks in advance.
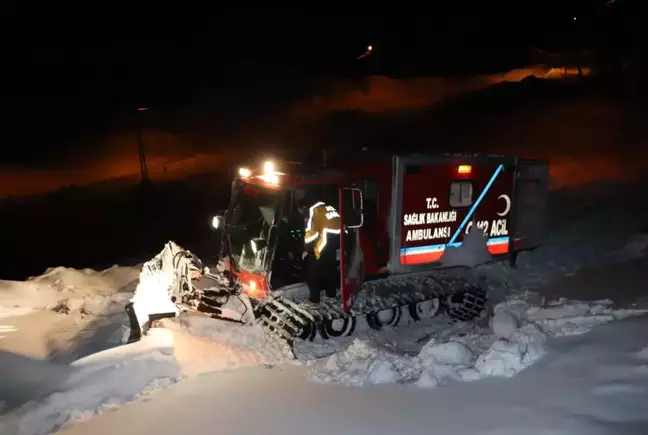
[0,2,638,172]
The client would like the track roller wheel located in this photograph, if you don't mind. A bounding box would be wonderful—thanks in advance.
[316,322,330,340]
[298,322,317,341]
[324,316,356,338]
[408,298,440,322]
[366,306,402,330]
[446,289,486,322]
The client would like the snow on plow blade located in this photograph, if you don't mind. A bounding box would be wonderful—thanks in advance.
[125,241,195,343]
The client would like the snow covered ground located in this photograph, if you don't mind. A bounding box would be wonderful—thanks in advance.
[0,265,139,316]
[54,313,648,435]
[0,265,139,362]
[307,296,647,388]
[0,179,647,434]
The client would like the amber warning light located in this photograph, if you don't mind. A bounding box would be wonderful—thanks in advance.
[457,165,472,175]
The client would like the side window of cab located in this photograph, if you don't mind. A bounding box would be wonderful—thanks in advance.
[362,180,379,223]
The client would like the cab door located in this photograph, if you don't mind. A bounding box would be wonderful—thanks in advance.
[339,185,364,311]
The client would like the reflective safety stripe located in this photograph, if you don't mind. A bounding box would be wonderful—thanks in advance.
[305,202,325,233]
[303,202,345,258]
[304,202,325,244]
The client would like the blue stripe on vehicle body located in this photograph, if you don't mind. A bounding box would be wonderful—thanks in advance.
[447,164,504,245]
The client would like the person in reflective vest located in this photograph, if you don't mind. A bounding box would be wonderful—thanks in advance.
[299,200,342,306]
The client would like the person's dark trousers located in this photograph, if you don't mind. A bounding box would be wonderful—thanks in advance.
[306,236,340,303]
[306,256,322,303]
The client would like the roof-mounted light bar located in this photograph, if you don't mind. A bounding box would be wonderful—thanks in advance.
[237,159,284,185]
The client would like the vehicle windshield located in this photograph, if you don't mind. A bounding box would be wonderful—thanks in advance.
[230,183,280,228]
[228,182,282,273]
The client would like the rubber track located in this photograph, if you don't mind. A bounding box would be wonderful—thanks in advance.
[256,286,487,359]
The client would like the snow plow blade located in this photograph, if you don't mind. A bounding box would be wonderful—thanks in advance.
[125,302,176,343]
[124,241,202,343]
[124,241,256,343]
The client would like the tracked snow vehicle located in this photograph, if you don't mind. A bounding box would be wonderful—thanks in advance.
[125,152,549,357]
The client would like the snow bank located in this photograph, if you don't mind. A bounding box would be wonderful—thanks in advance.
[609,233,648,262]
[0,324,18,340]
[0,265,140,364]
[42,314,648,435]
[0,307,34,318]
[165,316,286,375]
[480,229,648,302]
[1,329,181,435]
[310,340,418,386]
[1,315,294,435]
[308,296,648,388]
[0,265,139,317]
[636,346,648,360]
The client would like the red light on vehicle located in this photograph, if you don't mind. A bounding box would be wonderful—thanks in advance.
[247,280,259,297]
[239,271,268,300]
[457,165,472,175]
[245,280,259,298]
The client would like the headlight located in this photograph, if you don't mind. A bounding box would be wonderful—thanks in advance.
[211,216,223,229]
[239,167,251,177]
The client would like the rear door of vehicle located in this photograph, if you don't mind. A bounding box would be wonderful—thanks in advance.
[511,158,550,251]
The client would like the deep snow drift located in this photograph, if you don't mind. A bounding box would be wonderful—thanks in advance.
[55,314,648,435]
[308,295,647,387]
[0,329,181,434]
[0,265,139,319]
[0,265,139,364]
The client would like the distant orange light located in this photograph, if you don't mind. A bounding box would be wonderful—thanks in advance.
[457,165,472,174]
